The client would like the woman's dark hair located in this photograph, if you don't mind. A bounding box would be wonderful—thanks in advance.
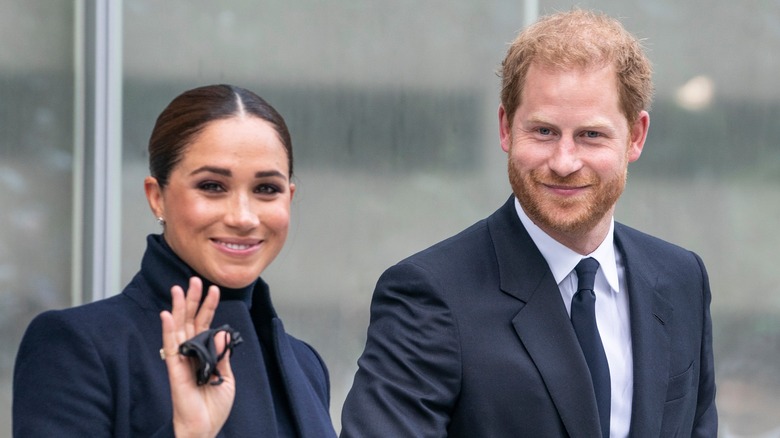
[148,84,293,187]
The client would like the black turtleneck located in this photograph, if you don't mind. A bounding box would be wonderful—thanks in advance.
[145,234,297,436]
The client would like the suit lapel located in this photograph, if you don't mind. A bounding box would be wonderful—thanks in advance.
[488,197,602,438]
[615,225,672,436]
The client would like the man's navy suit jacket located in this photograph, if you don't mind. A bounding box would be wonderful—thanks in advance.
[341,196,717,437]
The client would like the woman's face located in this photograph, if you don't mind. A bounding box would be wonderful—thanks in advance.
[145,116,294,289]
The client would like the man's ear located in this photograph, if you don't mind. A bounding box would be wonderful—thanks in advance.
[628,110,650,163]
[498,104,512,153]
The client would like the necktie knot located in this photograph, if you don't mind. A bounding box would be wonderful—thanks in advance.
[575,257,600,292]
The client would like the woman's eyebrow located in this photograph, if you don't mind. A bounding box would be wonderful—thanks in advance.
[255,170,286,179]
[189,167,287,180]
[190,166,230,177]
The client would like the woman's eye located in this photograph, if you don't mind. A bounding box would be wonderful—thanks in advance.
[256,184,280,195]
[198,182,224,192]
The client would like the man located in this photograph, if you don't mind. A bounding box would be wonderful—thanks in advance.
[341,9,717,438]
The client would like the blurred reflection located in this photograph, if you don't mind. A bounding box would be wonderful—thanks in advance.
[0,2,76,433]
[716,321,780,437]
[0,108,73,434]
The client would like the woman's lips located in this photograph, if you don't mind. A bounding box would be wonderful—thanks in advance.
[211,238,262,254]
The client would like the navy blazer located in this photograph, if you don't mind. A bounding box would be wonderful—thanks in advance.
[14,235,337,437]
[341,196,717,437]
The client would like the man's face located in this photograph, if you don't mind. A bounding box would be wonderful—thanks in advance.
[499,63,648,243]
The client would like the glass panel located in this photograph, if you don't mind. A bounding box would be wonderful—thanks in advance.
[122,0,779,435]
[0,0,76,433]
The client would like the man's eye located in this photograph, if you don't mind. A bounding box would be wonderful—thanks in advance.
[585,131,600,138]
[538,127,553,136]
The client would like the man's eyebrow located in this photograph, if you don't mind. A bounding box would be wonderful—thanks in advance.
[523,115,617,132]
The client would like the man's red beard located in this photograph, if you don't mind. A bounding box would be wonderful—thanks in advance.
[508,155,627,236]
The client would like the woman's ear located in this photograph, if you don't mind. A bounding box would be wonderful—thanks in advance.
[144,176,165,218]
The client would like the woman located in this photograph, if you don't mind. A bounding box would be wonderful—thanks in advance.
[13,84,337,437]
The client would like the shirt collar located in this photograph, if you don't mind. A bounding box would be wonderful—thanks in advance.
[514,197,621,293]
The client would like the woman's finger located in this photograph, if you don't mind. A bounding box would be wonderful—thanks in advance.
[194,285,220,333]
[170,286,187,335]
[183,277,203,338]
[159,310,181,364]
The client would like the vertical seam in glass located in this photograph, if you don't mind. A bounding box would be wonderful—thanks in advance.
[90,0,123,302]
[72,0,85,307]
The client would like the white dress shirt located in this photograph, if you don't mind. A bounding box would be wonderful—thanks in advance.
[515,198,633,438]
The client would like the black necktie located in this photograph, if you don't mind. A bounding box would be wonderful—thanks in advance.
[571,257,610,438]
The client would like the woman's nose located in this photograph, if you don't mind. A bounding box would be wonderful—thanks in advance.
[225,194,260,230]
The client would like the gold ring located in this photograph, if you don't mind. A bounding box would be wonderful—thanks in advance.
[159,348,177,360]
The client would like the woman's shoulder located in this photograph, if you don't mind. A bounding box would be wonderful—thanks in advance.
[13,292,173,436]
[19,291,161,362]
[28,293,143,331]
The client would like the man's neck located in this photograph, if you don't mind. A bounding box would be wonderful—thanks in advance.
[517,201,614,255]
[541,219,612,255]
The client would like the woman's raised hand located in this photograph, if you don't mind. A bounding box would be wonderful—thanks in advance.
[160,277,235,438]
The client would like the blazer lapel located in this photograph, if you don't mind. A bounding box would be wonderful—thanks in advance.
[272,319,337,437]
[248,281,336,437]
[615,225,673,436]
[213,301,279,435]
[488,197,602,438]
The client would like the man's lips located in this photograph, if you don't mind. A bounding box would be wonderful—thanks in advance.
[541,182,591,195]
[545,184,588,190]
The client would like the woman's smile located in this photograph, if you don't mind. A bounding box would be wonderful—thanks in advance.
[211,238,263,254]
